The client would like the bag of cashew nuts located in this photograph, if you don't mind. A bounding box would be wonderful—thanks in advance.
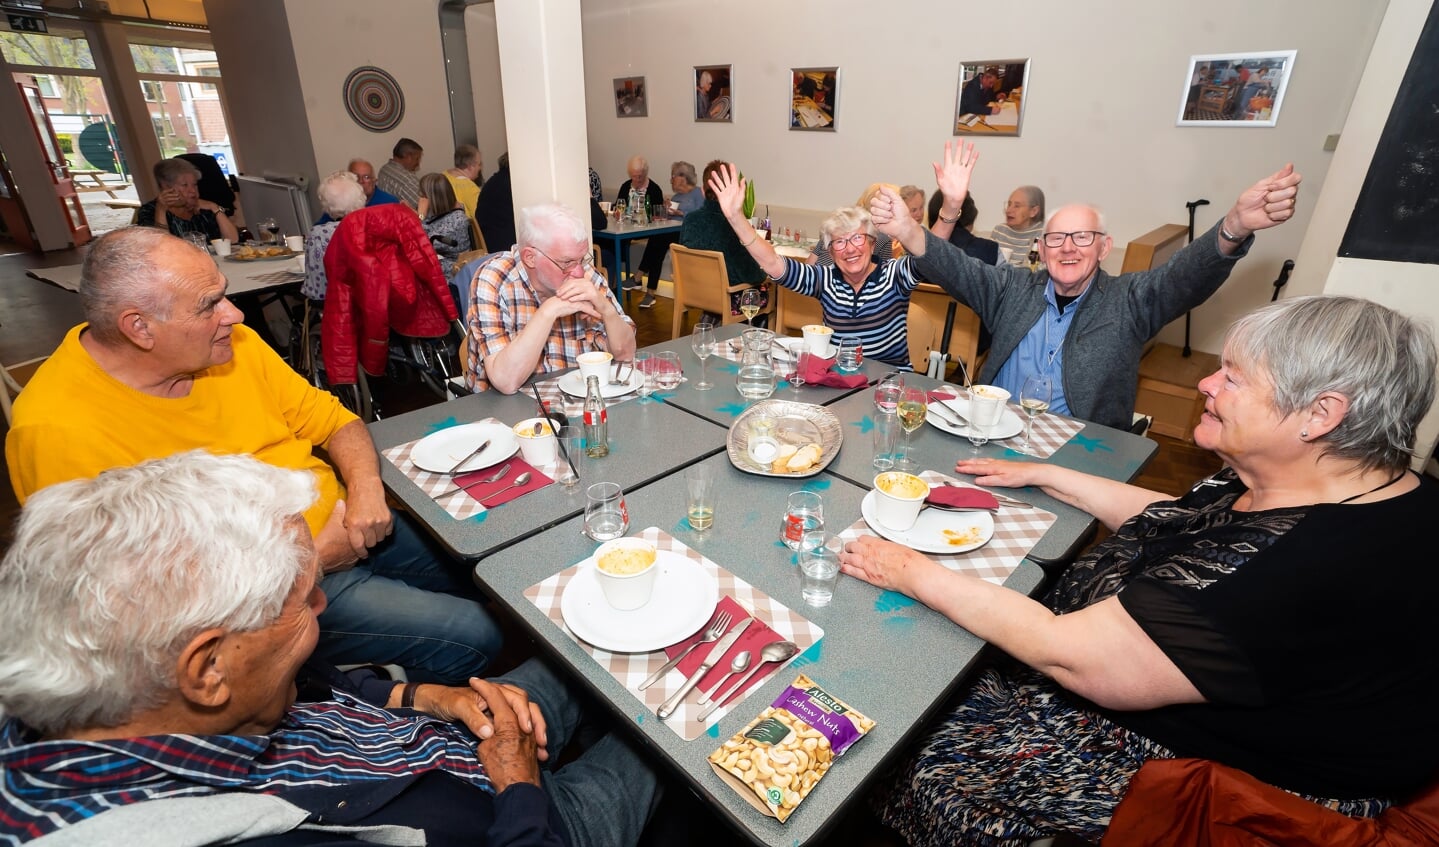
[708,673,875,822]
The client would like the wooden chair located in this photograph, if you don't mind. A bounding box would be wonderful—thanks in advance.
[592,244,608,287]
[775,286,822,339]
[669,244,773,338]
[468,217,487,254]
[906,283,981,382]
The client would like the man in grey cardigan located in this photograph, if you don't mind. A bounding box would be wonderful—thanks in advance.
[871,143,1303,429]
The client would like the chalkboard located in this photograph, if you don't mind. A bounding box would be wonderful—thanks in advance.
[1339,2,1439,265]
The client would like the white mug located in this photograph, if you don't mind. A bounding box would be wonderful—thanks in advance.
[210,238,232,257]
[285,235,304,253]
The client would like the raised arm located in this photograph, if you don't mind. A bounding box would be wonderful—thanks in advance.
[870,186,929,257]
[927,141,979,243]
[1215,163,1302,256]
[953,457,1171,531]
[707,163,786,280]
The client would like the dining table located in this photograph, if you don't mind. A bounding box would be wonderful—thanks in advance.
[26,251,305,298]
[368,329,1158,846]
[591,215,682,294]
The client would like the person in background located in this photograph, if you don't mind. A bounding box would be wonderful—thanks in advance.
[843,295,1439,845]
[711,163,921,368]
[990,183,1046,268]
[927,189,1000,265]
[959,68,1001,116]
[418,172,474,277]
[589,166,603,204]
[872,141,1302,429]
[0,450,661,846]
[696,69,714,119]
[136,157,239,244]
[315,158,399,225]
[476,152,516,253]
[303,170,368,301]
[669,161,705,217]
[445,144,484,221]
[466,203,635,393]
[616,156,668,308]
[377,137,424,209]
[679,159,768,319]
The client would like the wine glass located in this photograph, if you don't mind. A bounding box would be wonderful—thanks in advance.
[634,351,654,402]
[788,350,807,397]
[1019,375,1053,456]
[691,322,715,390]
[739,289,763,327]
[895,387,928,471]
[256,216,277,245]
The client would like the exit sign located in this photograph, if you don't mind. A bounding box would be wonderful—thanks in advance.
[5,12,48,33]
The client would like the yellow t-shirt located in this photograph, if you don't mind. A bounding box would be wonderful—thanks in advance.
[5,323,358,537]
[444,172,481,223]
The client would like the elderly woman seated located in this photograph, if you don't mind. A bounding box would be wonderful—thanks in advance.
[710,163,921,368]
[303,170,368,301]
[136,156,240,244]
[841,295,1439,845]
[418,171,474,277]
[0,450,661,845]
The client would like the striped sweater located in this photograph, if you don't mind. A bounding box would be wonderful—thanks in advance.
[776,256,921,368]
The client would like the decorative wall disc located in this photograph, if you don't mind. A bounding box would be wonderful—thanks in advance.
[343,66,405,133]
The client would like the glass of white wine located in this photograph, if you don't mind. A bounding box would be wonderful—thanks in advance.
[1019,374,1053,456]
[739,288,763,327]
[691,322,716,390]
[895,387,928,471]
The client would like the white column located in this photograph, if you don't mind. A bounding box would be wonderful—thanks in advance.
[493,0,591,235]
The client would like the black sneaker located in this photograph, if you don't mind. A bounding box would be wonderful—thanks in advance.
[622,277,645,291]
[639,294,656,309]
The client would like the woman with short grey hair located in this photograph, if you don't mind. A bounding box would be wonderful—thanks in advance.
[842,294,1439,844]
[304,171,367,300]
[136,156,240,244]
[668,161,703,217]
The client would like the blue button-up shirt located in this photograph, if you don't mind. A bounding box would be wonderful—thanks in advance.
[991,281,1092,415]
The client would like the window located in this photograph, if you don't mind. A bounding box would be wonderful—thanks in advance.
[141,80,165,102]
[34,74,59,98]
[184,115,198,136]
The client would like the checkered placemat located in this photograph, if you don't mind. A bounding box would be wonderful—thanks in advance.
[931,390,1085,459]
[523,527,824,741]
[533,373,648,419]
[380,417,566,521]
[250,270,304,284]
[838,471,1056,584]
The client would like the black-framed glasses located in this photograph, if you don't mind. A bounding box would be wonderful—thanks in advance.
[830,232,874,250]
[534,246,594,275]
[1042,230,1104,249]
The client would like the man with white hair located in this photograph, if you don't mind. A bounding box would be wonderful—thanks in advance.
[0,451,661,845]
[465,203,636,393]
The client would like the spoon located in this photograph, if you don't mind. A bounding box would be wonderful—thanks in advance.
[698,640,800,720]
[697,650,751,706]
[436,462,511,497]
[478,471,533,504]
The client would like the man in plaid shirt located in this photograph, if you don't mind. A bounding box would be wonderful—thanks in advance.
[465,203,635,393]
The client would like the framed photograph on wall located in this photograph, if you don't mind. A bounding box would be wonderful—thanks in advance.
[1177,50,1296,126]
[695,64,732,122]
[953,59,1029,136]
[613,76,647,118]
[790,67,838,131]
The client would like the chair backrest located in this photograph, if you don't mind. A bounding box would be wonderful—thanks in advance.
[469,216,487,254]
[908,283,981,382]
[591,244,607,286]
[776,286,822,338]
[669,244,733,338]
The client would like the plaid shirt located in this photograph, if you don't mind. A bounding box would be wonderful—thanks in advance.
[0,691,491,844]
[464,251,633,392]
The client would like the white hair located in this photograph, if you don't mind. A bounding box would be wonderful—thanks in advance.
[0,451,317,735]
[318,170,367,219]
[820,205,877,248]
[518,203,588,252]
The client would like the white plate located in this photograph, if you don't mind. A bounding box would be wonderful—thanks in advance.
[925,397,1023,440]
[861,490,995,554]
[560,551,719,653]
[557,369,644,399]
[409,422,519,474]
[776,336,837,360]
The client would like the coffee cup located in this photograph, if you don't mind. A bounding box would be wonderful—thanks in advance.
[577,351,613,383]
[968,385,1011,432]
[210,238,231,257]
[285,235,304,253]
[872,471,929,531]
[599,201,612,214]
[513,417,558,466]
[802,324,833,354]
[593,538,659,610]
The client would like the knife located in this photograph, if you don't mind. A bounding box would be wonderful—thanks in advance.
[445,438,491,475]
[656,617,753,720]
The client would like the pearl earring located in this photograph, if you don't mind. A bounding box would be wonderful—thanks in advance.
[1300,430,1309,439]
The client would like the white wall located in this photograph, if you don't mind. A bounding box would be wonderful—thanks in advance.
[464,5,508,172]
[579,0,1387,355]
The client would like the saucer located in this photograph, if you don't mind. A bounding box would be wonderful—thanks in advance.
[560,551,718,653]
[861,490,994,554]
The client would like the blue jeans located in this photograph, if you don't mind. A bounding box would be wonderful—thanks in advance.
[494,660,661,847]
[313,514,503,685]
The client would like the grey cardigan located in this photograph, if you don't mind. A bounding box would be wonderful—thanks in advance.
[914,221,1250,429]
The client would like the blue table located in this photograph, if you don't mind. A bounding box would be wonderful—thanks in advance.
[592,217,681,293]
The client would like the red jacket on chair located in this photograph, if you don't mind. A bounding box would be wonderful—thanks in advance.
[322,204,457,384]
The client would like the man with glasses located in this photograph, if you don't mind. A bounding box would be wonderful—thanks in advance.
[465,203,636,393]
[316,158,399,224]
[871,143,1302,429]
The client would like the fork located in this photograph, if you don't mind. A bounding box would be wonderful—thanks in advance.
[436,462,511,497]
[637,610,733,690]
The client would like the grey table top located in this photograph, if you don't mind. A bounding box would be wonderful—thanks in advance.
[368,385,725,561]
[821,373,1158,564]
[479,452,1045,847]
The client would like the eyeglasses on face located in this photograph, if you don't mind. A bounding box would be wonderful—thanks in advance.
[534,247,595,275]
[353,174,376,183]
[1041,230,1104,249]
[830,232,874,250]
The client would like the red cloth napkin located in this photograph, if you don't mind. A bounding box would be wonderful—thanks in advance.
[927,389,959,402]
[454,457,553,507]
[667,595,784,705]
[798,354,867,389]
[925,485,1000,511]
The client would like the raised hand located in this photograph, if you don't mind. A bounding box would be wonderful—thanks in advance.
[1227,163,1302,236]
[933,140,979,208]
[869,185,920,244]
[706,162,747,224]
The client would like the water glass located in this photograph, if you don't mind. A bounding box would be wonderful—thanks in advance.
[836,337,863,373]
[583,482,629,541]
[555,425,585,489]
[872,411,898,471]
[873,373,904,412]
[654,352,682,390]
[798,534,841,607]
[634,352,654,401]
[685,464,716,532]
[967,386,1010,452]
[781,491,824,550]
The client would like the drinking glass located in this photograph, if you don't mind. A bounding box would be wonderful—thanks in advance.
[781,491,824,550]
[836,337,863,373]
[895,387,928,471]
[555,425,585,489]
[634,352,654,401]
[1019,375,1053,456]
[790,351,808,396]
[256,216,277,244]
[685,464,716,532]
[654,352,682,391]
[873,373,904,412]
[872,410,898,471]
[739,289,763,327]
[798,534,840,607]
[583,482,629,541]
[691,322,715,390]
[967,387,1007,453]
